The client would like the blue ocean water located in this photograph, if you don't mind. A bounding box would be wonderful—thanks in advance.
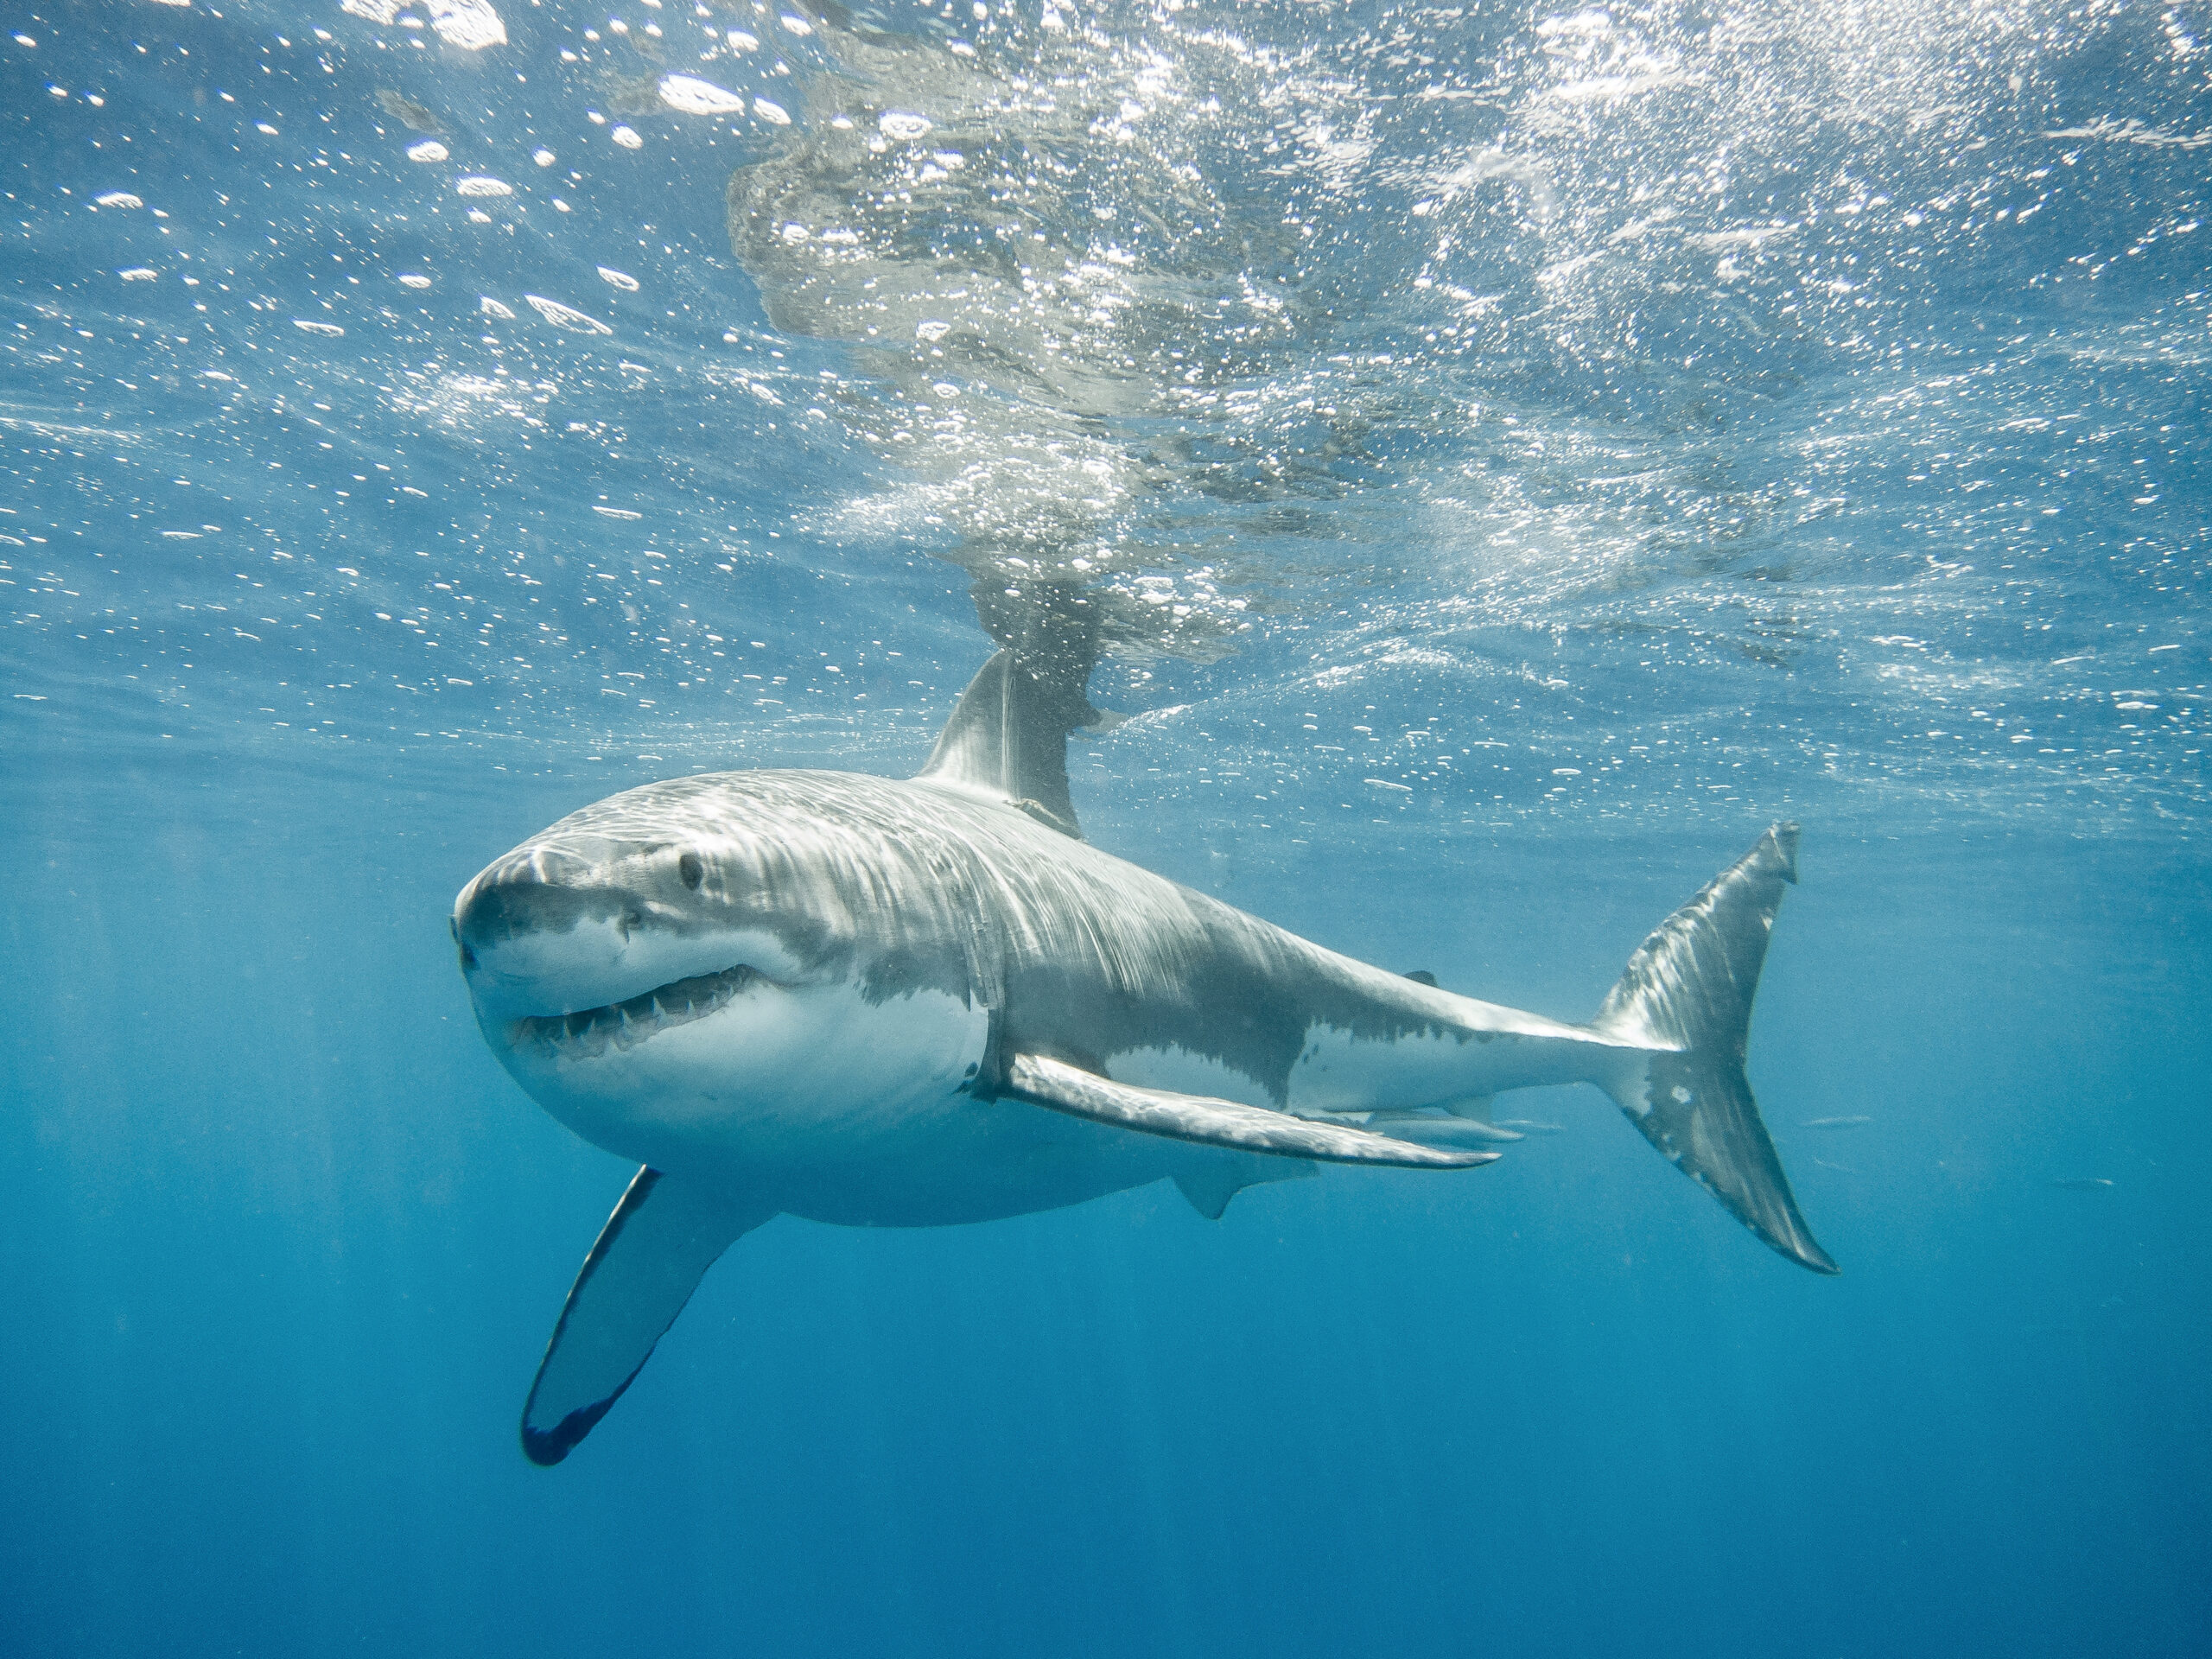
[3,1,2208,1655]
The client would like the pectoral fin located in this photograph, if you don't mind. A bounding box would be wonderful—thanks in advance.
[1365,1110,1526,1146]
[1007,1053,1497,1170]
[522,1168,772,1466]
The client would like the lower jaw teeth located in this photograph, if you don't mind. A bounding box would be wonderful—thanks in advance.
[518,963,758,1052]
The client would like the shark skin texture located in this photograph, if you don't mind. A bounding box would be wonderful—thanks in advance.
[451,650,1834,1465]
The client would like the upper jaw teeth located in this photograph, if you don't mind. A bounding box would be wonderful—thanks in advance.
[510,963,760,1054]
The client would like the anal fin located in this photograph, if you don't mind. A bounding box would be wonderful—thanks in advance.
[522,1168,772,1466]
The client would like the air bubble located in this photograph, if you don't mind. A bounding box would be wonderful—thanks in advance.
[658,74,746,115]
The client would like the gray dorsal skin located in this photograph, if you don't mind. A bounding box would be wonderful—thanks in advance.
[456,650,1837,1464]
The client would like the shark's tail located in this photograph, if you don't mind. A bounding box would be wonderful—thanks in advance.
[1592,823,1837,1274]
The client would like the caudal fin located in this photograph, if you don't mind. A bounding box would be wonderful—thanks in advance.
[1593,824,1838,1274]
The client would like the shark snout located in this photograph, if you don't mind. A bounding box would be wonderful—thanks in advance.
[452,842,669,1014]
[458,869,617,953]
[452,839,800,1024]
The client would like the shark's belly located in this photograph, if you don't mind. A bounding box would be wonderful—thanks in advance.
[493,977,1191,1225]
[1099,1023,1599,1116]
[766,1096,1196,1226]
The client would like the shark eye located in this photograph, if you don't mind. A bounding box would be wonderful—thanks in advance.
[678,852,704,890]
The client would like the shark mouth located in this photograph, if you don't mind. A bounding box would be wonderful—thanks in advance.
[511,963,765,1058]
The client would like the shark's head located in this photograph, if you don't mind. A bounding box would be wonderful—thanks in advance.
[450,780,987,1171]
[453,831,801,1026]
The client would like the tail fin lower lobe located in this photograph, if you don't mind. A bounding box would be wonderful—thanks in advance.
[1593,824,1838,1274]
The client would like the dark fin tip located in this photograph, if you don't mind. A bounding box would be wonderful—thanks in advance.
[1793,1238,1841,1275]
[1403,969,1439,986]
[521,1395,619,1467]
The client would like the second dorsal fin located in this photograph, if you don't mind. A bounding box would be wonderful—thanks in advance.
[915,648,1103,838]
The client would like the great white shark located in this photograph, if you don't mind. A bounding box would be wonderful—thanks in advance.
[454,650,1835,1465]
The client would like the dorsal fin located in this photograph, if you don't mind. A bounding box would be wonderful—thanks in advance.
[916,648,1103,838]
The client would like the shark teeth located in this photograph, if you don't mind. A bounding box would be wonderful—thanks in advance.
[514,963,761,1056]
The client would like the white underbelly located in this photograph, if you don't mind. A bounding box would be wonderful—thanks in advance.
[1286,1023,1508,1114]
[1106,1025,1535,1116]
[497,977,991,1173]
[1105,1043,1278,1107]
[491,978,1198,1224]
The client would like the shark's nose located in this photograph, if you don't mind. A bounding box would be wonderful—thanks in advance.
[448,914,480,971]
[453,844,632,960]
[453,857,645,1016]
[456,868,600,953]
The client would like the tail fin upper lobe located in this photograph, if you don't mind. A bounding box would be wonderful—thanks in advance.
[1594,824,1838,1274]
